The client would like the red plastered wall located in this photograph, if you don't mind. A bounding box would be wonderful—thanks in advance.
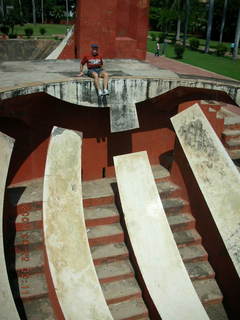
[72,0,149,60]
[58,34,76,59]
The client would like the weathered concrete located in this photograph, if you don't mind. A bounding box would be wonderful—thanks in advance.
[0,132,19,319]
[43,127,113,320]
[114,151,209,320]
[171,103,240,277]
[0,39,59,61]
[1,75,239,107]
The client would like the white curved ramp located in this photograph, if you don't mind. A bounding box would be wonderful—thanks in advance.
[45,26,74,60]
[171,103,240,277]
[43,127,113,320]
[114,151,209,320]
[0,132,20,320]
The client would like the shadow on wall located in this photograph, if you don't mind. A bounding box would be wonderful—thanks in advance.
[0,86,237,184]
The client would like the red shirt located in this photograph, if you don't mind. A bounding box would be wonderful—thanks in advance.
[81,54,103,69]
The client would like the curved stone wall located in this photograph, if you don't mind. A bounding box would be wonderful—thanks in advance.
[0,77,239,107]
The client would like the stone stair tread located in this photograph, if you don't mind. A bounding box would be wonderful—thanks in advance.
[222,128,240,136]
[82,177,116,200]
[7,178,43,206]
[193,279,223,304]
[101,278,141,302]
[91,242,129,261]
[205,303,229,320]
[14,273,48,299]
[87,223,123,239]
[156,180,179,195]
[151,164,170,179]
[225,138,240,147]
[173,229,201,246]
[15,229,43,245]
[23,297,56,320]
[162,197,187,210]
[15,209,42,224]
[15,248,43,271]
[227,149,240,159]
[109,298,148,320]
[223,116,240,126]
[179,245,208,262]
[167,212,195,227]
[217,106,239,119]
[84,203,119,220]
[184,261,214,280]
[96,259,134,280]
[82,165,169,200]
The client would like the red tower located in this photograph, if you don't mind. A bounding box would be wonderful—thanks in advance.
[59,0,149,60]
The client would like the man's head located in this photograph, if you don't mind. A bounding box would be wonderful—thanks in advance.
[91,44,99,56]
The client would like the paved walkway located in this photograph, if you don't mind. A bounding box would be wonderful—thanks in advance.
[146,52,237,82]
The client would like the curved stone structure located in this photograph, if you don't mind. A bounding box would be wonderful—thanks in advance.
[171,104,240,277]
[0,77,239,106]
[0,132,19,320]
[43,127,113,320]
[114,151,209,320]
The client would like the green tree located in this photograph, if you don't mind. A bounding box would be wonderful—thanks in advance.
[233,7,240,60]
[205,0,214,53]
[50,5,64,23]
[32,0,36,24]
[219,0,228,43]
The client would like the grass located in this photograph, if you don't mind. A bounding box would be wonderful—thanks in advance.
[148,31,232,50]
[147,38,240,81]
[1,23,70,38]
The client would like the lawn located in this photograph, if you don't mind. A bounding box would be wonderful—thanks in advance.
[147,39,240,81]
[1,23,70,38]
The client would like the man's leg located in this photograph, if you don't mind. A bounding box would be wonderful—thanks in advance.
[100,71,109,90]
[91,72,101,91]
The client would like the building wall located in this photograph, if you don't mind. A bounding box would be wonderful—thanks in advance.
[74,0,149,60]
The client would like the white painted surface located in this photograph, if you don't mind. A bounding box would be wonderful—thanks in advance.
[171,103,240,277]
[114,151,209,320]
[45,26,74,60]
[0,132,20,319]
[43,127,113,320]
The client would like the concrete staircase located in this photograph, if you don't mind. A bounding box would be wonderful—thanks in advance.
[6,179,55,320]
[221,112,240,163]
[82,165,228,320]
[4,164,229,319]
[201,100,240,169]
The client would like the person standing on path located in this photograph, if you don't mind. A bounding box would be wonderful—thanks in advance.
[155,40,160,56]
[77,44,109,96]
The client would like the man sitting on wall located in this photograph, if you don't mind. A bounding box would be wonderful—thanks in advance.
[77,44,109,96]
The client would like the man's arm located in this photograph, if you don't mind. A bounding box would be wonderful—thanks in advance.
[77,57,87,77]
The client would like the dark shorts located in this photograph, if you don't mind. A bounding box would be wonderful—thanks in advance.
[87,67,103,77]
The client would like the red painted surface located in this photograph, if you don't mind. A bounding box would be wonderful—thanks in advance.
[58,34,76,59]
[0,87,235,185]
[71,0,149,60]
[1,87,239,318]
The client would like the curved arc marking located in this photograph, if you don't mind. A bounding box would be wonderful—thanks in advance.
[43,126,113,320]
[114,151,209,320]
[0,131,20,320]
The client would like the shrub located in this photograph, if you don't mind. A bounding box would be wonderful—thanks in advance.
[39,27,46,35]
[0,25,9,35]
[215,43,228,56]
[189,37,200,51]
[174,43,185,59]
[150,32,156,41]
[8,33,17,39]
[24,27,34,37]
